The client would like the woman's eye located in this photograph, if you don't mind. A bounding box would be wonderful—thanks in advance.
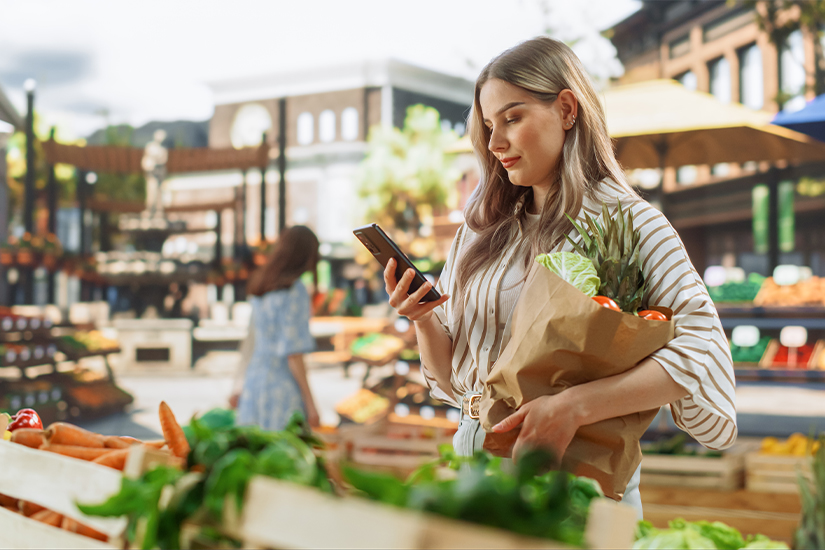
[506,117,520,124]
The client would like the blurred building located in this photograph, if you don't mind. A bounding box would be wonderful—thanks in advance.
[198,59,473,249]
[608,1,825,276]
[0,83,22,302]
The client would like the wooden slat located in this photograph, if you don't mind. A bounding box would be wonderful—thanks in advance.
[0,506,115,550]
[0,441,126,538]
[240,476,629,549]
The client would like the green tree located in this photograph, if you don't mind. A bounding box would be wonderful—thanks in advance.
[356,104,460,255]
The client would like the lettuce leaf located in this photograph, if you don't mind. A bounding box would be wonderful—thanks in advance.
[536,252,600,297]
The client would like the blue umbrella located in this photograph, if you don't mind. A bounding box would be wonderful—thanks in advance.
[772,94,825,142]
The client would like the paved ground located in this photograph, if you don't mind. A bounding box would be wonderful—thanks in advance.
[76,351,386,438]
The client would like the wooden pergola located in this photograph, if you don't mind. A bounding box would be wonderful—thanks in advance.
[41,139,273,302]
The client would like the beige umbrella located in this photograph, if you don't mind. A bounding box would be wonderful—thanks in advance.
[605,79,825,169]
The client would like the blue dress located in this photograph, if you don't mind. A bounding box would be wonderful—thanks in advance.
[237,280,315,431]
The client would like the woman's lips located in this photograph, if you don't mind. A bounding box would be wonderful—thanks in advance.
[501,156,520,169]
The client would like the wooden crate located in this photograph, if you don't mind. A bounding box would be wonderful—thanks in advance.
[341,417,457,477]
[0,440,125,549]
[641,485,801,544]
[640,443,756,490]
[238,476,637,549]
[745,452,813,494]
[0,441,176,549]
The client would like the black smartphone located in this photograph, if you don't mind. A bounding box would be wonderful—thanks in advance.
[353,223,442,302]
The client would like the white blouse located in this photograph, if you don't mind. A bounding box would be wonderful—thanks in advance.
[425,179,738,451]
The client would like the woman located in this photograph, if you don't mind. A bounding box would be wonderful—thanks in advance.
[384,37,736,517]
[236,225,321,430]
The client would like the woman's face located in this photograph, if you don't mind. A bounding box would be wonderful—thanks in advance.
[479,78,576,195]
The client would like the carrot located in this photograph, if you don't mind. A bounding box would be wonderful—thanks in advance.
[143,439,167,449]
[31,509,63,527]
[39,443,112,461]
[10,428,45,449]
[0,493,17,508]
[102,435,136,449]
[91,448,130,470]
[61,516,109,541]
[45,423,105,448]
[20,500,45,517]
[1,505,17,513]
[158,401,190,458]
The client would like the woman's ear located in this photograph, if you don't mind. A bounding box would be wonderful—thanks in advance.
[557,89,578,128]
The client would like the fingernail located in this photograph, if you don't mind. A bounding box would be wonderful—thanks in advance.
[492,423,502,432]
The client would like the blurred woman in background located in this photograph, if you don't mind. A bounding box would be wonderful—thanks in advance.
[234,225,321,430]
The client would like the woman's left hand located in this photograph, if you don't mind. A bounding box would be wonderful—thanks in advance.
[492,394,582,463]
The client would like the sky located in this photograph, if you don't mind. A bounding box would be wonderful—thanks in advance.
[0,0,641,139]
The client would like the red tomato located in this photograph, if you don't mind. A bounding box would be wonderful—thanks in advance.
[8,408,43,431]
[638,310,668,321]
[592,296,620,311]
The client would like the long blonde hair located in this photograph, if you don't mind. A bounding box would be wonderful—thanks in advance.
[453,37,638,306]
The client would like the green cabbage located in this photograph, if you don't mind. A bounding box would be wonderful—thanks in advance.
[535,252,600,297]
[633,519,789,550]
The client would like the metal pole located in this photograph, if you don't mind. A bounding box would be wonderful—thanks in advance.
[46,128,57,304]
[0,131,8,305]
[22,81,36,304]
[260,133,267,244]
[278,98,287,234]
[214,209,223,301]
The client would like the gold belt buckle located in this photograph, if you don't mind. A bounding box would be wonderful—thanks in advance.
[466,394,481,419]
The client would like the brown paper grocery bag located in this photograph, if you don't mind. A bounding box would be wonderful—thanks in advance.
[480,263,674,500]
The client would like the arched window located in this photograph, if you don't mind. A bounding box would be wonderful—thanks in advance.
[341,107,359,141]
[297,112,314,145]
[441,119,453,132]
[319,110,336,143]
[230,103,272,149]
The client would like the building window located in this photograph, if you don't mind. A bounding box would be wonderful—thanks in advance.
[781,29,806,112]
[230,103,272,149]
[738,44,764,110]
[677,70,697,91]
[441,119,453,133]
[669,35,690,59]
[454,121,466,136]
[677,165,698,185]
[341,107,359,141]
[319,110,335,143]
[297,112,314,145]
[708,57,732,104]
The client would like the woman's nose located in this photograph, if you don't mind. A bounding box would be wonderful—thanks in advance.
[488,127,506,152]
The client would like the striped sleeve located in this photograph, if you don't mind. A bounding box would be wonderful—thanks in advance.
[631,202,738,450]
[421,224,465,407]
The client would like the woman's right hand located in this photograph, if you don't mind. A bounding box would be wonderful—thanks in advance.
[384,258,450,322]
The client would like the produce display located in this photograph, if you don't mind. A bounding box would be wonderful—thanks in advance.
[754,276,825,307]
[642,433,722,458]
[634,518,788,549]
[335,388,390,424]
[346,447,602,547]
[730,336,772,365]
[707,274,765,304]
[760,433,821,457]
[56,330,120,355]
[79,410,333,548]
[349,332,406,362]
[0,403,187,544]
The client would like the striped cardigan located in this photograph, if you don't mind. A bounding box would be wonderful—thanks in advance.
[426,180,738,451]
